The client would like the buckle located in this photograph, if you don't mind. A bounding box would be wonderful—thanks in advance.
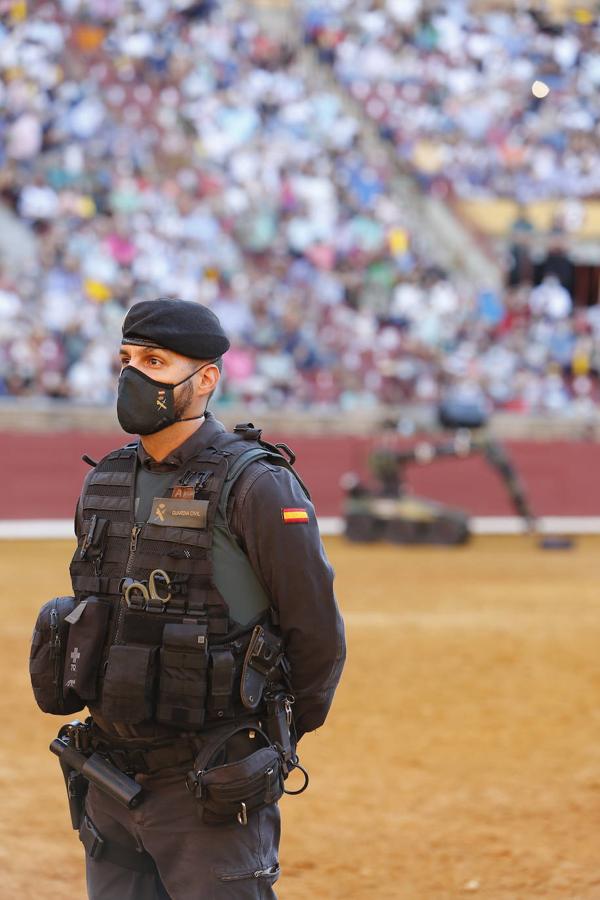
[130,749,149,774]
[274,442,296,466]
[106,749,129,771]
[108,747,149,775]
[80,815,105,860]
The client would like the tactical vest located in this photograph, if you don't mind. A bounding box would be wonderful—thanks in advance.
[67,426,307,735]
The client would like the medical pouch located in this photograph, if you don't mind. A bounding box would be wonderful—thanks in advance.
[187,726,284,825]
[102,644,158,723]
[157,623,209,729]
[63,597,111,701]
[29,596,85,715]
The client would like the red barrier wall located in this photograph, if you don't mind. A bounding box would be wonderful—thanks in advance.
[1,431,599,519]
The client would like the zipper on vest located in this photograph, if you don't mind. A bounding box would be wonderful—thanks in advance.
[50,603,63,709]
[125,524,142,576]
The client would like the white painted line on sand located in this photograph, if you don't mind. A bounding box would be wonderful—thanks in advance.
[1,516,600,540]
[0,519,76,539]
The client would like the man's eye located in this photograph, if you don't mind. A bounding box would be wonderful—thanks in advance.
[120,359,129,367]
[149,358,162,366]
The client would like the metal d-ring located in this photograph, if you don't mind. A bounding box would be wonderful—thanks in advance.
[283,761,309,795]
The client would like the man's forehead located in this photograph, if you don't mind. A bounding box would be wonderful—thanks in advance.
[120,341,163,353]
[120,343,197,364]
[120,342,176,358]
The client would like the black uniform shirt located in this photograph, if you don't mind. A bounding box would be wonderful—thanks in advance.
[77,412,346,739]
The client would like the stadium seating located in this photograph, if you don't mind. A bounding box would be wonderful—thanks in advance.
[0,1,597,415]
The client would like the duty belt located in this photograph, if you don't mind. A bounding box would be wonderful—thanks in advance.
[90,729,197,776]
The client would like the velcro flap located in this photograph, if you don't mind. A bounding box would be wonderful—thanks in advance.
[162,649,208,670]
[163,623,208,651]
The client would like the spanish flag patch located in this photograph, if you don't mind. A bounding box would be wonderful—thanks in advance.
[281,507,309,524]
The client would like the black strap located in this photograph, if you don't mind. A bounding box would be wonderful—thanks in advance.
[208,649,235,717]
[71,574,124,596]
[90,730,196,776]
[79,814,156,874]
[142,742,196,773]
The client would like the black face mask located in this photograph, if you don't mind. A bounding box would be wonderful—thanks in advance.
[117,364,207,435]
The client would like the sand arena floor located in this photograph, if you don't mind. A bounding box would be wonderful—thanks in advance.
[2,536,600,899]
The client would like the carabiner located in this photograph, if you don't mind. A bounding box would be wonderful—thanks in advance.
[124,579,150,608]
[149,569,171,604]
[237,802,248,826]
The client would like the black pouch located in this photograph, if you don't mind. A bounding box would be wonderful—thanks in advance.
[63,597,111,701]
[186,726,284,826]
[207,648,235,719]
[29,596,85,715]
[79,516,110,569]
[156,623,209,729]
[102,644,158,723]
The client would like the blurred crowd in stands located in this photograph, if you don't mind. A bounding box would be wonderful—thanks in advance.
[304,0,600,200]
[0,0,598,416]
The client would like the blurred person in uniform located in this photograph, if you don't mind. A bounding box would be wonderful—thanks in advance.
[37,298,345,900]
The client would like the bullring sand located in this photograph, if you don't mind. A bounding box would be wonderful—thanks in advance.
[2,537,600,899]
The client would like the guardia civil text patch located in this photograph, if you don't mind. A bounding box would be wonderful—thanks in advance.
[281,507,309,524]
[150,497,208,528]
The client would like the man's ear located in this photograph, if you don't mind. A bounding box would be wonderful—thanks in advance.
[196,362,220,398]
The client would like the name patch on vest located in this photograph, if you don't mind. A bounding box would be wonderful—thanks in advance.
[150,497,209,528]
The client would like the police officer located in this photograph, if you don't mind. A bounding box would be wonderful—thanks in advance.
[67,298,346,899]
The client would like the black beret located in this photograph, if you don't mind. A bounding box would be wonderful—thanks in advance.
[122,298,230,359]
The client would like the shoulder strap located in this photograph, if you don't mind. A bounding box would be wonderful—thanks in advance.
[218,445,310,526]
[80,440,137,472]
[182,425,310,525]
[96,441,138,465]
[78,442,137,527]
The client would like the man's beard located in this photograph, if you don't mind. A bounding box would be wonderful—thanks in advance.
[174,378,195,420]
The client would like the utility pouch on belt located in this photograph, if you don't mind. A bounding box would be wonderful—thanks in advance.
[186,725,284,826]
[157,623,209,729]
[102,645,158,723]
[29,596,85,715]
[63,597,111,701]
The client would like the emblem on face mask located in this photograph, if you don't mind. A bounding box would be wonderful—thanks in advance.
[117,363,209,435]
